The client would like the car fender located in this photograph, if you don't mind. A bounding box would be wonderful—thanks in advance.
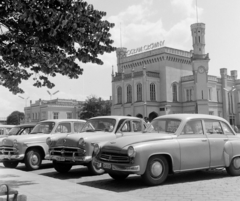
[133,139,179,175]
[226,140,240,166]
[223,141,233,167]
[23,142,48,157]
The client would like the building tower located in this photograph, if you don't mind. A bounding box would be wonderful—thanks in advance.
[191,23,210,114]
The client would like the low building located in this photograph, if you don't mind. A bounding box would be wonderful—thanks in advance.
[111,22,240,127]
[24,99,84,123]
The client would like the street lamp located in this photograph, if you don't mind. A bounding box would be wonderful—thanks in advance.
[18,96,29,107]
[47,90,59,100]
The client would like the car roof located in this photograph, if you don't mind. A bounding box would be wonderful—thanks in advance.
[40,119,86,123]
[89,116,142,121]
[155,114,227,122]
[0,125,15,128]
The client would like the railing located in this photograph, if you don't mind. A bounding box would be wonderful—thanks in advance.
[124,73,132,79]
[146,71,159,78]
[134,71,143,77]
[208,75,218,82]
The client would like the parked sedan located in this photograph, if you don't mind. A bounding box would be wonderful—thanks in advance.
[0,119,85,170]
[45,116,148,175]
[0,125,15,136]
[93,114,240,186]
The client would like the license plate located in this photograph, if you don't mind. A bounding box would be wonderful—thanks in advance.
[103,163,111,169]
[55,156,65,161]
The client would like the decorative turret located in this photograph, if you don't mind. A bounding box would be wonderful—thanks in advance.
[191,23,205,55]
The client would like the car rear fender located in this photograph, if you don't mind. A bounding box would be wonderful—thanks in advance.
[225,140,240,167]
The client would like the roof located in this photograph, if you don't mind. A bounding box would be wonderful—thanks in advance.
[156,114,227,122]
[40,119,86,123]
[90,116,141,120]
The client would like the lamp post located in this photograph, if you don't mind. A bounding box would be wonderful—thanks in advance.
[47,90,59,100]
[18,96,29,107]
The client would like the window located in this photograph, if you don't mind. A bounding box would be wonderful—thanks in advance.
[133,121,142,132]
[221,122,234,135]
[55,123,71,133]
[217,89,220,102]
[150,83,156,101]
[53,112,58,119]
[137,83,142,101]
[208,88,212,100]
[172,84,177,102]
[186,89,193,101]
[151,119,181,133]
[121,121,131,132]
[209,111,214,115]
[73,122,85,133]
[126,85,132,103]
[67,113,72,119]
[117,86,122,104]
[218,111,222,117]
[204,120,223,134]
[182,120,203,135]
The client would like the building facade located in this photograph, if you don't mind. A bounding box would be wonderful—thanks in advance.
[24,99,83,123]
[111,23,240,127]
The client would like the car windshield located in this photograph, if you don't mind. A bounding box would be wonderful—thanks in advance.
[81,118,116,132]
[150,119,181,134]
[7,127,21,135]
[31,122,55,134]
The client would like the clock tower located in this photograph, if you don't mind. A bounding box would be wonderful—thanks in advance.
[191,23,210,114]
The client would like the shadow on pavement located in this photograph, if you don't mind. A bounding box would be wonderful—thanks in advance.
[79,169,229,193]
[0,180,37,189]
[16,162,53,171]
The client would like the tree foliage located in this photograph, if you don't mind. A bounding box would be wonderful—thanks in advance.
[0,0,115,94]
[79,95,111,120]
[6,111,25,125]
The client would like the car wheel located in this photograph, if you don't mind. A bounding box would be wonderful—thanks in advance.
[53,161,72,173]
[3,161,19,168]
[108,172,129,181]
[226,156,240,176]
[141,155,169,186]
[87,160,105,175]
[24,148,42,170]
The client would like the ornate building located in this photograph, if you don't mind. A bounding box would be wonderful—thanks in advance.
[111,23,240,127]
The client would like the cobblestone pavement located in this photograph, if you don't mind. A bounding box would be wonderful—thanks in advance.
[11,162,240,201]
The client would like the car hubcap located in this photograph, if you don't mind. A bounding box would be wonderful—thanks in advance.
[31,154,39,165]
[151,161,163,177]
[233,157,240,169]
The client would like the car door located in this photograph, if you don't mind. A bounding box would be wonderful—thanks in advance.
[178,119,210,170]
[204,119,228,167]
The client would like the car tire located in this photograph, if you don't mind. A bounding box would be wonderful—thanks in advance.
[226,156,240,176]
[24,148,42,170]
[108,172,129,181]
[53,161,72,173]
[141,155,169,186]
[87,160,105,175]
[3,161,19,168]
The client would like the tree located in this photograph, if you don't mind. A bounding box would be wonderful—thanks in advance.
[79,95,111,120]
[0,0,115,94]
[7,111,25,125]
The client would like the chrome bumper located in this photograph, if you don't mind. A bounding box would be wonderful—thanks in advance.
[45,154,92,162]
[93,158,140,172]
[0,154,24,161]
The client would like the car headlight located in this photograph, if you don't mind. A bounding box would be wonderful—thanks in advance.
[46,137,52,146]
[127,146,136,157]
[78,138,86,147]
[93,144,100,155]
[13,139,18,148]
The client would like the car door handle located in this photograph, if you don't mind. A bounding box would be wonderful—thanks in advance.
[202,139,207,142]
[223,139,228,141]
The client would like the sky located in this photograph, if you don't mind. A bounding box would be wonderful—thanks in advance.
[1,0,240,117]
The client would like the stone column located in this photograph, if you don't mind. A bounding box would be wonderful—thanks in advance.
[220,68,229,121]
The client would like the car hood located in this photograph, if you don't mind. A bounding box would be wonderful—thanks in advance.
[0,135,7,139]
[0,133,67,146]
[54,131,112,147]
[102,133,176,150]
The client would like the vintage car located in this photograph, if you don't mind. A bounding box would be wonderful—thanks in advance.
[0,123,36,139]
[0,125,15,136]
[45,116,148,175]
[0,119,85,170]
[93,114,240,186]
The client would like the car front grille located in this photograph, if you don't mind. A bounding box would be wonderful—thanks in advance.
[49,146,85,157]
[99,150,130,164]
[0,146,17,155]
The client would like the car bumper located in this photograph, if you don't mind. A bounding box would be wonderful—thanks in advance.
[0,154,24,161]
[93,158,140,172]
[45,154,92,163]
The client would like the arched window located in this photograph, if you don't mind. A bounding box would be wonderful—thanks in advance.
[117,86,122,104]
[150,83,156,101]
[127,85,132,103]
[137,83,142,101]
[172,84,178,102]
